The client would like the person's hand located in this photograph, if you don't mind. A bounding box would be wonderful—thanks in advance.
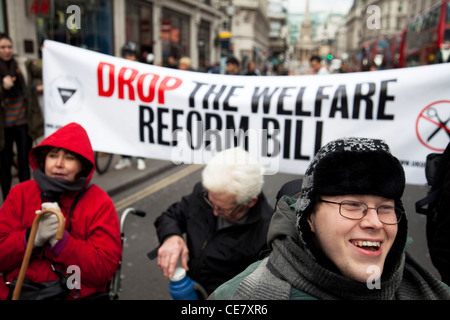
[34,202,63,247]
[3,75,15,90]
[157,235,189,279]
[40,202,61,211]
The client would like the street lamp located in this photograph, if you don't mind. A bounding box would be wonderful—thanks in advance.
[226,4,235,55]
[226,5,235,31]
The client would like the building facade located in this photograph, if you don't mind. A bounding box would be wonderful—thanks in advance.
[3,0,224,71]
[268,0,289,75]
[4,0,444,76]
[343,0,433,70]
[214,0,271,72]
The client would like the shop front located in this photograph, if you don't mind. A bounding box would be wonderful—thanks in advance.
[20,0,221,69]
[125,0,154,62]
[161,8,190,67]
[30,0,113,55]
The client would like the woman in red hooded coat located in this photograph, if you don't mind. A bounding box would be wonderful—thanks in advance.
[0,122,121,299]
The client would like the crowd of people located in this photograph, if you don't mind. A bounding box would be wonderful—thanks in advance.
[0,35,449,300]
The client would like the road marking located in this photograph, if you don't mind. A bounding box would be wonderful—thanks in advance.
[115,164,204,212]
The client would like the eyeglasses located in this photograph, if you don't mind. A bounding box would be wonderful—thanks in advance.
[203,192,242,217]
[318,199,403,225]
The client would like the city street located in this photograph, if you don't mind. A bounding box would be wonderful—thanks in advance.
[1,0,449,308]
[0,154,442,300]
[98,157,440,300]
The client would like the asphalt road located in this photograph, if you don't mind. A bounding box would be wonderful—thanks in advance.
[109,163,440,300]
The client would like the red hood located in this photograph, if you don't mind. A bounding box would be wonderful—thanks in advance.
[29,122,95,184]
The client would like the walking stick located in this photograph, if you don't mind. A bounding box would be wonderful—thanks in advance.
[12,208,65,300]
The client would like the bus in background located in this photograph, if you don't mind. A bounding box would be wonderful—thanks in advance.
[387,30,406,69]
[360,38,385,69]
[403,0,450,67]
[359,33,405,70]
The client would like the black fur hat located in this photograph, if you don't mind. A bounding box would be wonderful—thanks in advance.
[297,137,405,216]
[296,137,407,273]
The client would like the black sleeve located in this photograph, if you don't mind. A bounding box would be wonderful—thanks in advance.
[429,142,450,285]
[154,182,203,244]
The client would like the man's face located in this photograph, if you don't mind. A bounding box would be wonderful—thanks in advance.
[226,62,238,75]
[307,194,398,283]
[124,53,136,61]
[206,191,255,222]
[310,60,321,72]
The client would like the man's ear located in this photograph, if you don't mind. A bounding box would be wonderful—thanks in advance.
[307,212,316,233]
[247,197,258,209]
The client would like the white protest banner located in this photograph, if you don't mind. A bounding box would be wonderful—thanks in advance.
[43,40,450,185]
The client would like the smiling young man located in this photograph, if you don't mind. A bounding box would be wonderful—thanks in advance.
[310,195,398,284]
[210,137,450,300]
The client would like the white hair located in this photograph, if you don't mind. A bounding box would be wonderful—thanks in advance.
[201,147,264,204]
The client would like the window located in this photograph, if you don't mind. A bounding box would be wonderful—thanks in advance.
[444,29,450,44]
[446,2,450,24]
[126,1,153,62]
[36,0,113,55]
[198,20,211,71]
[161,8,190,64]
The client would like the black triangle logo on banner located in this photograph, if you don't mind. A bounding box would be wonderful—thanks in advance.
[58,88,77,104]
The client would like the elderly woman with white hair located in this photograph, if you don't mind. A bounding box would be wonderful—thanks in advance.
[151,147,273,296]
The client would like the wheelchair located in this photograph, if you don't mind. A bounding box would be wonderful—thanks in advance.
[108,207,146,300]
[8,206,146,300]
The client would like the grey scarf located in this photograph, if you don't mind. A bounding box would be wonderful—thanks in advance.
[34,169,86,202]
[230,236,450,300]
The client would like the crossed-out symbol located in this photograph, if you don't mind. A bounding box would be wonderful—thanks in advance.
[426,107,450,141]
[416,101,450,152]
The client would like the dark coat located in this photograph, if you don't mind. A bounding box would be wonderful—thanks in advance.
[154,182,274,294]
[0,58,44,151]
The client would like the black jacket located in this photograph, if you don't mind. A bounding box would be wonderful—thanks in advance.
[154,182,274,294]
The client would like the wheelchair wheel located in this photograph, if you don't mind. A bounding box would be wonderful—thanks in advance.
[95,152,113,175]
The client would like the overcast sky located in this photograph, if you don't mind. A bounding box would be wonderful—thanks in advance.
[287,0,354,14]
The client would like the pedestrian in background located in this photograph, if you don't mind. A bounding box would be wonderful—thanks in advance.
[225,56,240,75]
[210,137,450,300]
[178,56,193,71]
[245,60,261,76]
[165,56,177,69]
[151,147,273,296]
[0,33,43,200]
[309,55,330,75]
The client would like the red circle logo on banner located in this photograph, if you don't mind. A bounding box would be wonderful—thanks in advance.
[416,100,450,152]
